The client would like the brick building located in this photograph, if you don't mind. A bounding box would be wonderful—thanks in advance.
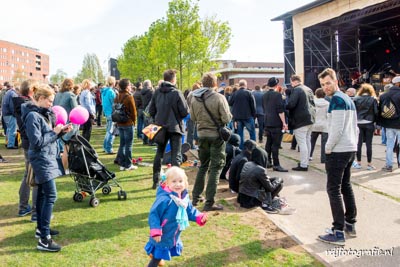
[212,60,284,89]
[0,40,49,84]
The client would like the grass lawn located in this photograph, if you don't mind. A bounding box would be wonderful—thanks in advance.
[0,126,322,266]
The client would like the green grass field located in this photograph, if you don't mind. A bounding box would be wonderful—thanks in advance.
[0,126,322,266]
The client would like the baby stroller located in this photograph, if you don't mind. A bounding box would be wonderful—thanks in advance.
[66,134,127,207]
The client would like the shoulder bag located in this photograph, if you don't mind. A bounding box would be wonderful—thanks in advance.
[198,93,231,141]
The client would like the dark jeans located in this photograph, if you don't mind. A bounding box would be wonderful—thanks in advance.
[95,104,102,126]
[357,123,374,163]
[81,117,93,142]
[265,127,282,166]
[36,179,57,238]
[325,152,357,231]
[117,125,134,168]
[310,132,328,163]
[186,118,195,148]
[153,132,182,184]
[192,136,226,207]
[255,114,265,141]
[137,109,144,139]
[236,118,256,149]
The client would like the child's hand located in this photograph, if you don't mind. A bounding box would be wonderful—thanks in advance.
[153,236,161,243]
[201,212,208,223]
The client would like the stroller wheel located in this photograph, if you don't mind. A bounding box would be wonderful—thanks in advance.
[89,197,100,207]
[118,190,127,200]
[102,185,111,195]
[73,192,84,202]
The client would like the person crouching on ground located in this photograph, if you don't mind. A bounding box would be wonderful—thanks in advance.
[238,146,284,214]
[22,84,72,252]
[145,167,208,267]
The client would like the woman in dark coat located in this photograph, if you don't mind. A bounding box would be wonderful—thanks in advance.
[22,84,72,252]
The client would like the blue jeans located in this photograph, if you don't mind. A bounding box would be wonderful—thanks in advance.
[4,115,17,148]
[236,118,256,149]
[381,127,387,145]
[103,116,115,153]
[325,152,357,231]
[117,125,134,168]
[137,109,144,139]
[385,128,400,167]
[36,179,57,238]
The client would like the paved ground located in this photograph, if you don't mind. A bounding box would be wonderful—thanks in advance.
[264,135,400,266]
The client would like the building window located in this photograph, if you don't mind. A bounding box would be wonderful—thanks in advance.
[11,49,15,54]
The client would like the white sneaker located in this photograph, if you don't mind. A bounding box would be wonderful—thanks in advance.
[119,166,125,171]
[125,165,138,170]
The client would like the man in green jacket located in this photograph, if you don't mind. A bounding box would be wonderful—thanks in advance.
[188,73,232,211]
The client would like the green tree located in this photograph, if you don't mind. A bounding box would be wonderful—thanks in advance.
[199,15,232,75]
[49,69,67,85]
[118,0,231,89]
[75,53,104,84]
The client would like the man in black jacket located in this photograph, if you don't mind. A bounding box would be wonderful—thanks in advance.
[263,77,288,172]
[229,79,256,149]
[378,76,400,172]
[286,75,316,171]
[149,69,189,188]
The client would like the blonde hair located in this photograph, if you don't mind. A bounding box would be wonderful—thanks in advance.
[357,83,376,97]
[33,84,54,101]
[107,76,116,87]
[81,79,92,89]
[165,166,189,189]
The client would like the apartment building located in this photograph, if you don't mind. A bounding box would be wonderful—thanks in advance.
[0,40,49,84]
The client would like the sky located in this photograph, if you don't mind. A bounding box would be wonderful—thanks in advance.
[0,0,312,78]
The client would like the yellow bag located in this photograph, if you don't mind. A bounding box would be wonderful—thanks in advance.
[282,133,293,143]
[142,124,163,140]
[5,129,21,147]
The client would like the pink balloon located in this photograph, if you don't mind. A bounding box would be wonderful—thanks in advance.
[69,105,89,125]
[52,105,68,125]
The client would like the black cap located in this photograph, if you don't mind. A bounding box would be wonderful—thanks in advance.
[267,77,279,87]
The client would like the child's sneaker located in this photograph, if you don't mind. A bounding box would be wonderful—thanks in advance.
[351,162,361,169]
[37,236,61,252]
[345,222,357,237]
[318,229,345,246]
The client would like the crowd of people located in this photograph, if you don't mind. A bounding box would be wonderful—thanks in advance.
[1,66,400,262]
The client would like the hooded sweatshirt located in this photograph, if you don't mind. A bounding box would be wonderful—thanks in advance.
[149,82,188,134]
[312,97,330,133]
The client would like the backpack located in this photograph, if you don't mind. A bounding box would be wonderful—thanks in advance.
[112,94,130,123]
[380,97,399,119]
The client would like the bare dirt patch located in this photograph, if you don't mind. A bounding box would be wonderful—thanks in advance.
[183,158,305,257]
